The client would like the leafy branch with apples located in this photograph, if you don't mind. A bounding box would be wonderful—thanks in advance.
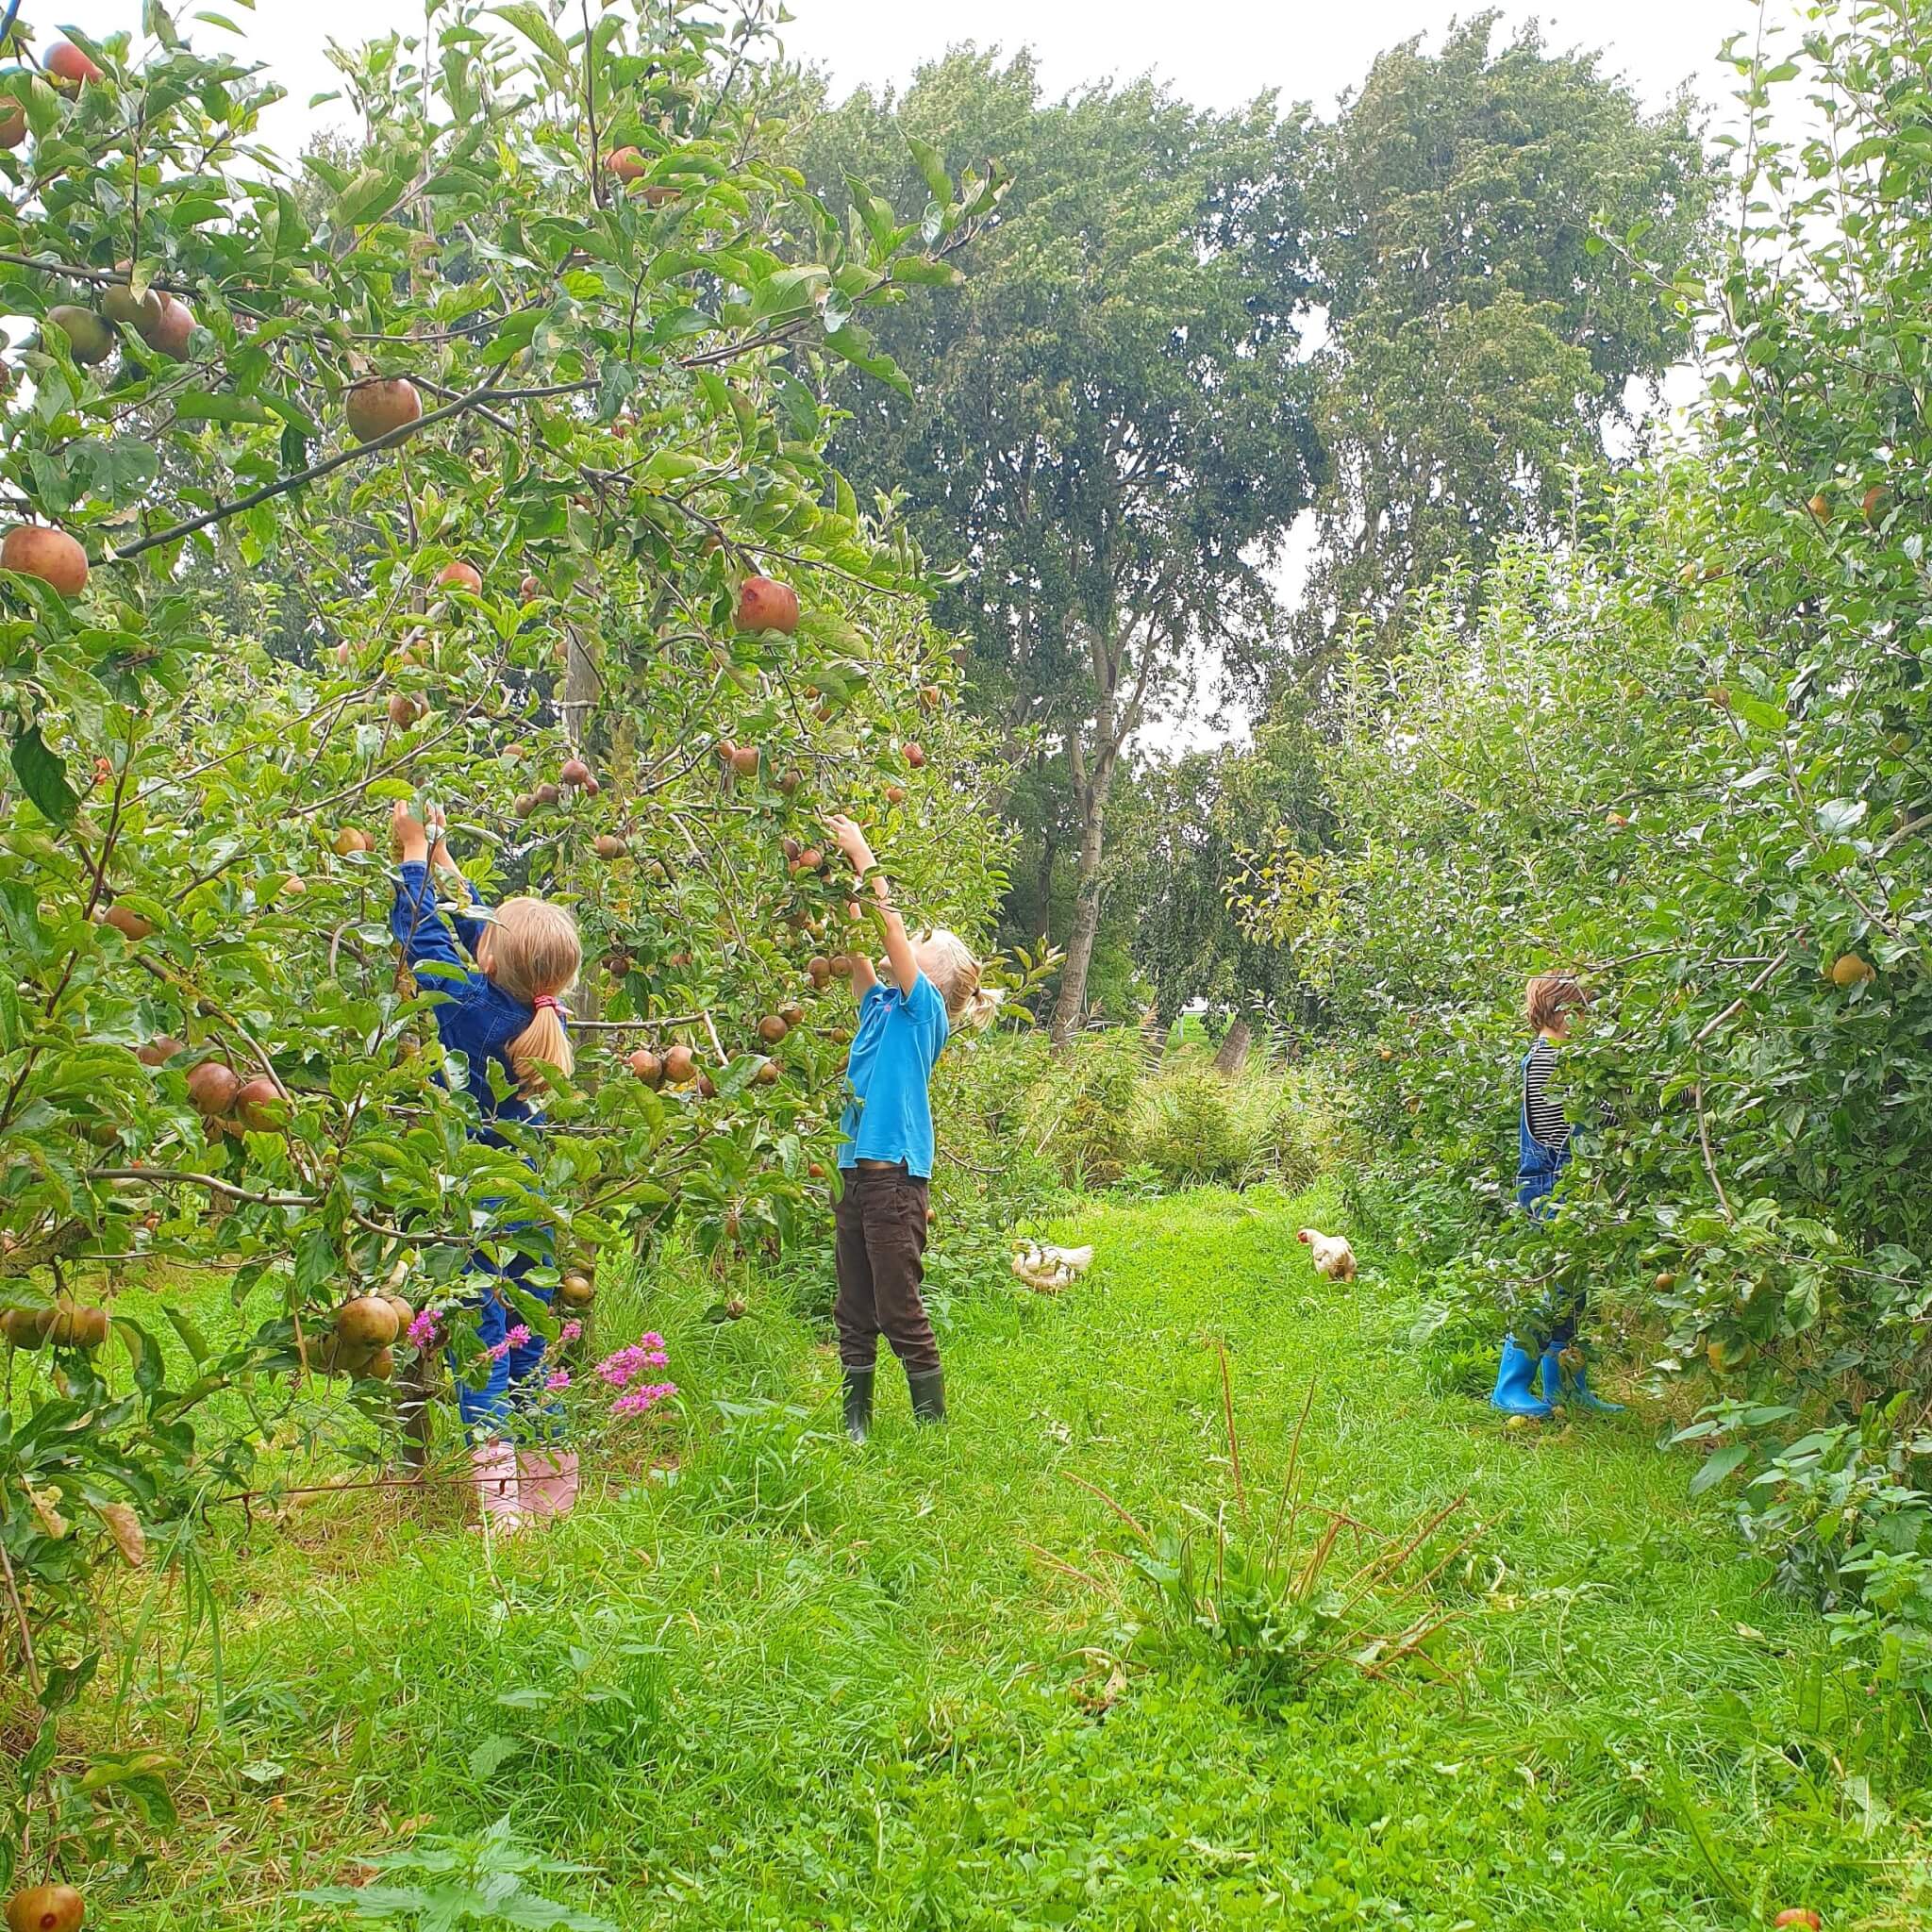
[0,0,1013,1908]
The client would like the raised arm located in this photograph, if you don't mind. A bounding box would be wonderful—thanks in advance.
[827,814,914,996]
[389,801,466,972]
[425,803,488,956]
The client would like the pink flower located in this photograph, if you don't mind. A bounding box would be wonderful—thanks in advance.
[544,1368,571,1393]
[506,1324,532,1348]
[595,1336,671,1389]
[558,1320,583,1343]
[487,1338,512,1363]
[610,1380,676,1419]
[407,1309,441,1349]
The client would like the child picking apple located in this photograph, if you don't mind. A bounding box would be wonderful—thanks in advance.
[389,800,584,1528]
[824,812,988,1441]
[1490,972,1625,1419]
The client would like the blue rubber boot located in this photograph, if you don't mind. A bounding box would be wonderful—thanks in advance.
[1491,1336,1554,1418]
[1548,1345,1624,1414]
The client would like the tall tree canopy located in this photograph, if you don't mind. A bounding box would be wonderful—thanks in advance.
[800,52,1322,1040]
[1293,11,1717,662]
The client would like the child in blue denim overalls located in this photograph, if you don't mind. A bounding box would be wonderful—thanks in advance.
[1490,973,1624,1418]
[389,801,584,1527]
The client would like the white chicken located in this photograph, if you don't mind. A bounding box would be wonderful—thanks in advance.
[1296,1227,1357,1282]
[1011,1240,1095,1295]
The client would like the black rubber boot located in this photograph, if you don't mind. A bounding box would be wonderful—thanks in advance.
[908,1367,946,1424]
[841,1367,875,1444]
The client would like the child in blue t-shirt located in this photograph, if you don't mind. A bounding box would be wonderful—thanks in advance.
[825,813,984,1442]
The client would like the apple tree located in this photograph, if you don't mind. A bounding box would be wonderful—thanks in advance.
[0,0,1008,1890]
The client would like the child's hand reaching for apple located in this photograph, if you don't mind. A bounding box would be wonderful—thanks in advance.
[391,798,430,864]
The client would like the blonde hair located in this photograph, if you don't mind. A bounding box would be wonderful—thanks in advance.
[922,928,999,1028]
[1524,972,1587,1035]
[479,896,581,1085]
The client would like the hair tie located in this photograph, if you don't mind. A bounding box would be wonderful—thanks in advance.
[532,993,563,1014]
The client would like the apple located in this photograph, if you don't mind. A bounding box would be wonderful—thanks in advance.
[628,1048,663,1088]
[730,745,760,778]
[44,304,114,366]
[437,560,482,595]
[45,41,103,85]
[777,769,802,795]
[141,295,194,358]
[592,834,626,859]
[345,376,423,444]
[641,184,680,208]
[1862,485,1887,525]
[185,1061,241,1117]
[758,1014,789,1044]
[1773,1914,1822,1931]
[2,525,89,597]
[386,691,420,728]
[903,741,925,768]
[716,740,737,767]
[135,1036,183,1068]
[512,793,536,819]
[338,1294,400,1349]
[101,903,154,941]
[0,1308,54,1351]
[734,575,800,635]
[331,826,373,857]
[0,104,26,150]
[808,956,832,986]
[1807,491,1831,522]
[559,1270,596,1307]
[920,685,941,710]
[233,1075,286,1133]
[534,781,561,806]
[102,267,162,334]
[560,758,591,787]
[663,1042,697,1085]
[605,147,648,181]
[696,1073,718,1099]
[778,1002,805,1028]
[279,874,305,896]
[885,785,907,805]
[1828,953,1875,988]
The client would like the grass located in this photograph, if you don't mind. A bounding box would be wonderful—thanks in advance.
[91,1182,1926,1928]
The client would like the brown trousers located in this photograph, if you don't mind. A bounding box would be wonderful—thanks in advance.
[833,1164,940,1375]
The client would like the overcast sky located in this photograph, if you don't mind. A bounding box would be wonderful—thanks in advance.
[56,0,1766,147]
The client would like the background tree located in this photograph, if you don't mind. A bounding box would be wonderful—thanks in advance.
[1292,11,1716,665]
[800,53,1323,1041]
[1111,714,1331,1070]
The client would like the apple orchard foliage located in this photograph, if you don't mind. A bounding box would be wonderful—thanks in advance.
[1314,7,1932,1684]
[0,0,1008,1846]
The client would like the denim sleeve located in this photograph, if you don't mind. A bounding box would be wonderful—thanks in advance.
[390,860,466,970]
[448,877,488,958]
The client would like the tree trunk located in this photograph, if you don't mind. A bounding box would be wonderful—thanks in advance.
[1050,757,1115,1046]
[1213,1015,1254,1076]
[1036,835,1057,949]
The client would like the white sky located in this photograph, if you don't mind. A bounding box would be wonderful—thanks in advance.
[61,0,1778,750]
[60,0,1765,153]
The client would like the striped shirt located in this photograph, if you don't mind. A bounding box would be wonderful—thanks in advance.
[1524,1037,1571,1150]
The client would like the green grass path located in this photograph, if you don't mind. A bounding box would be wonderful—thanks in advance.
[146,1186,1914,1930]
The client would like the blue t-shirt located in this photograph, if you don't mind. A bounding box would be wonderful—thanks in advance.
[838,972,950,1177]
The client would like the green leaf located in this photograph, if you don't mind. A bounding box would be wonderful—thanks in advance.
[903,133,952,210]
[891,257,966,289]
[1688,1441,1750,1495]
[491,3,571,67]
[823,323,910,398]
[10,724,79,827]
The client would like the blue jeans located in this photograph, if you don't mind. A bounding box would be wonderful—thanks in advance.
[452,1246,555,1434]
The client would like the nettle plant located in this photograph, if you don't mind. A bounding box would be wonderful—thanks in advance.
[0,0,1008,1888]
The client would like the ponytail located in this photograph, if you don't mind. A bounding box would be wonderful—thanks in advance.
[509,993,575,1086]
[480,898,581,1089]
